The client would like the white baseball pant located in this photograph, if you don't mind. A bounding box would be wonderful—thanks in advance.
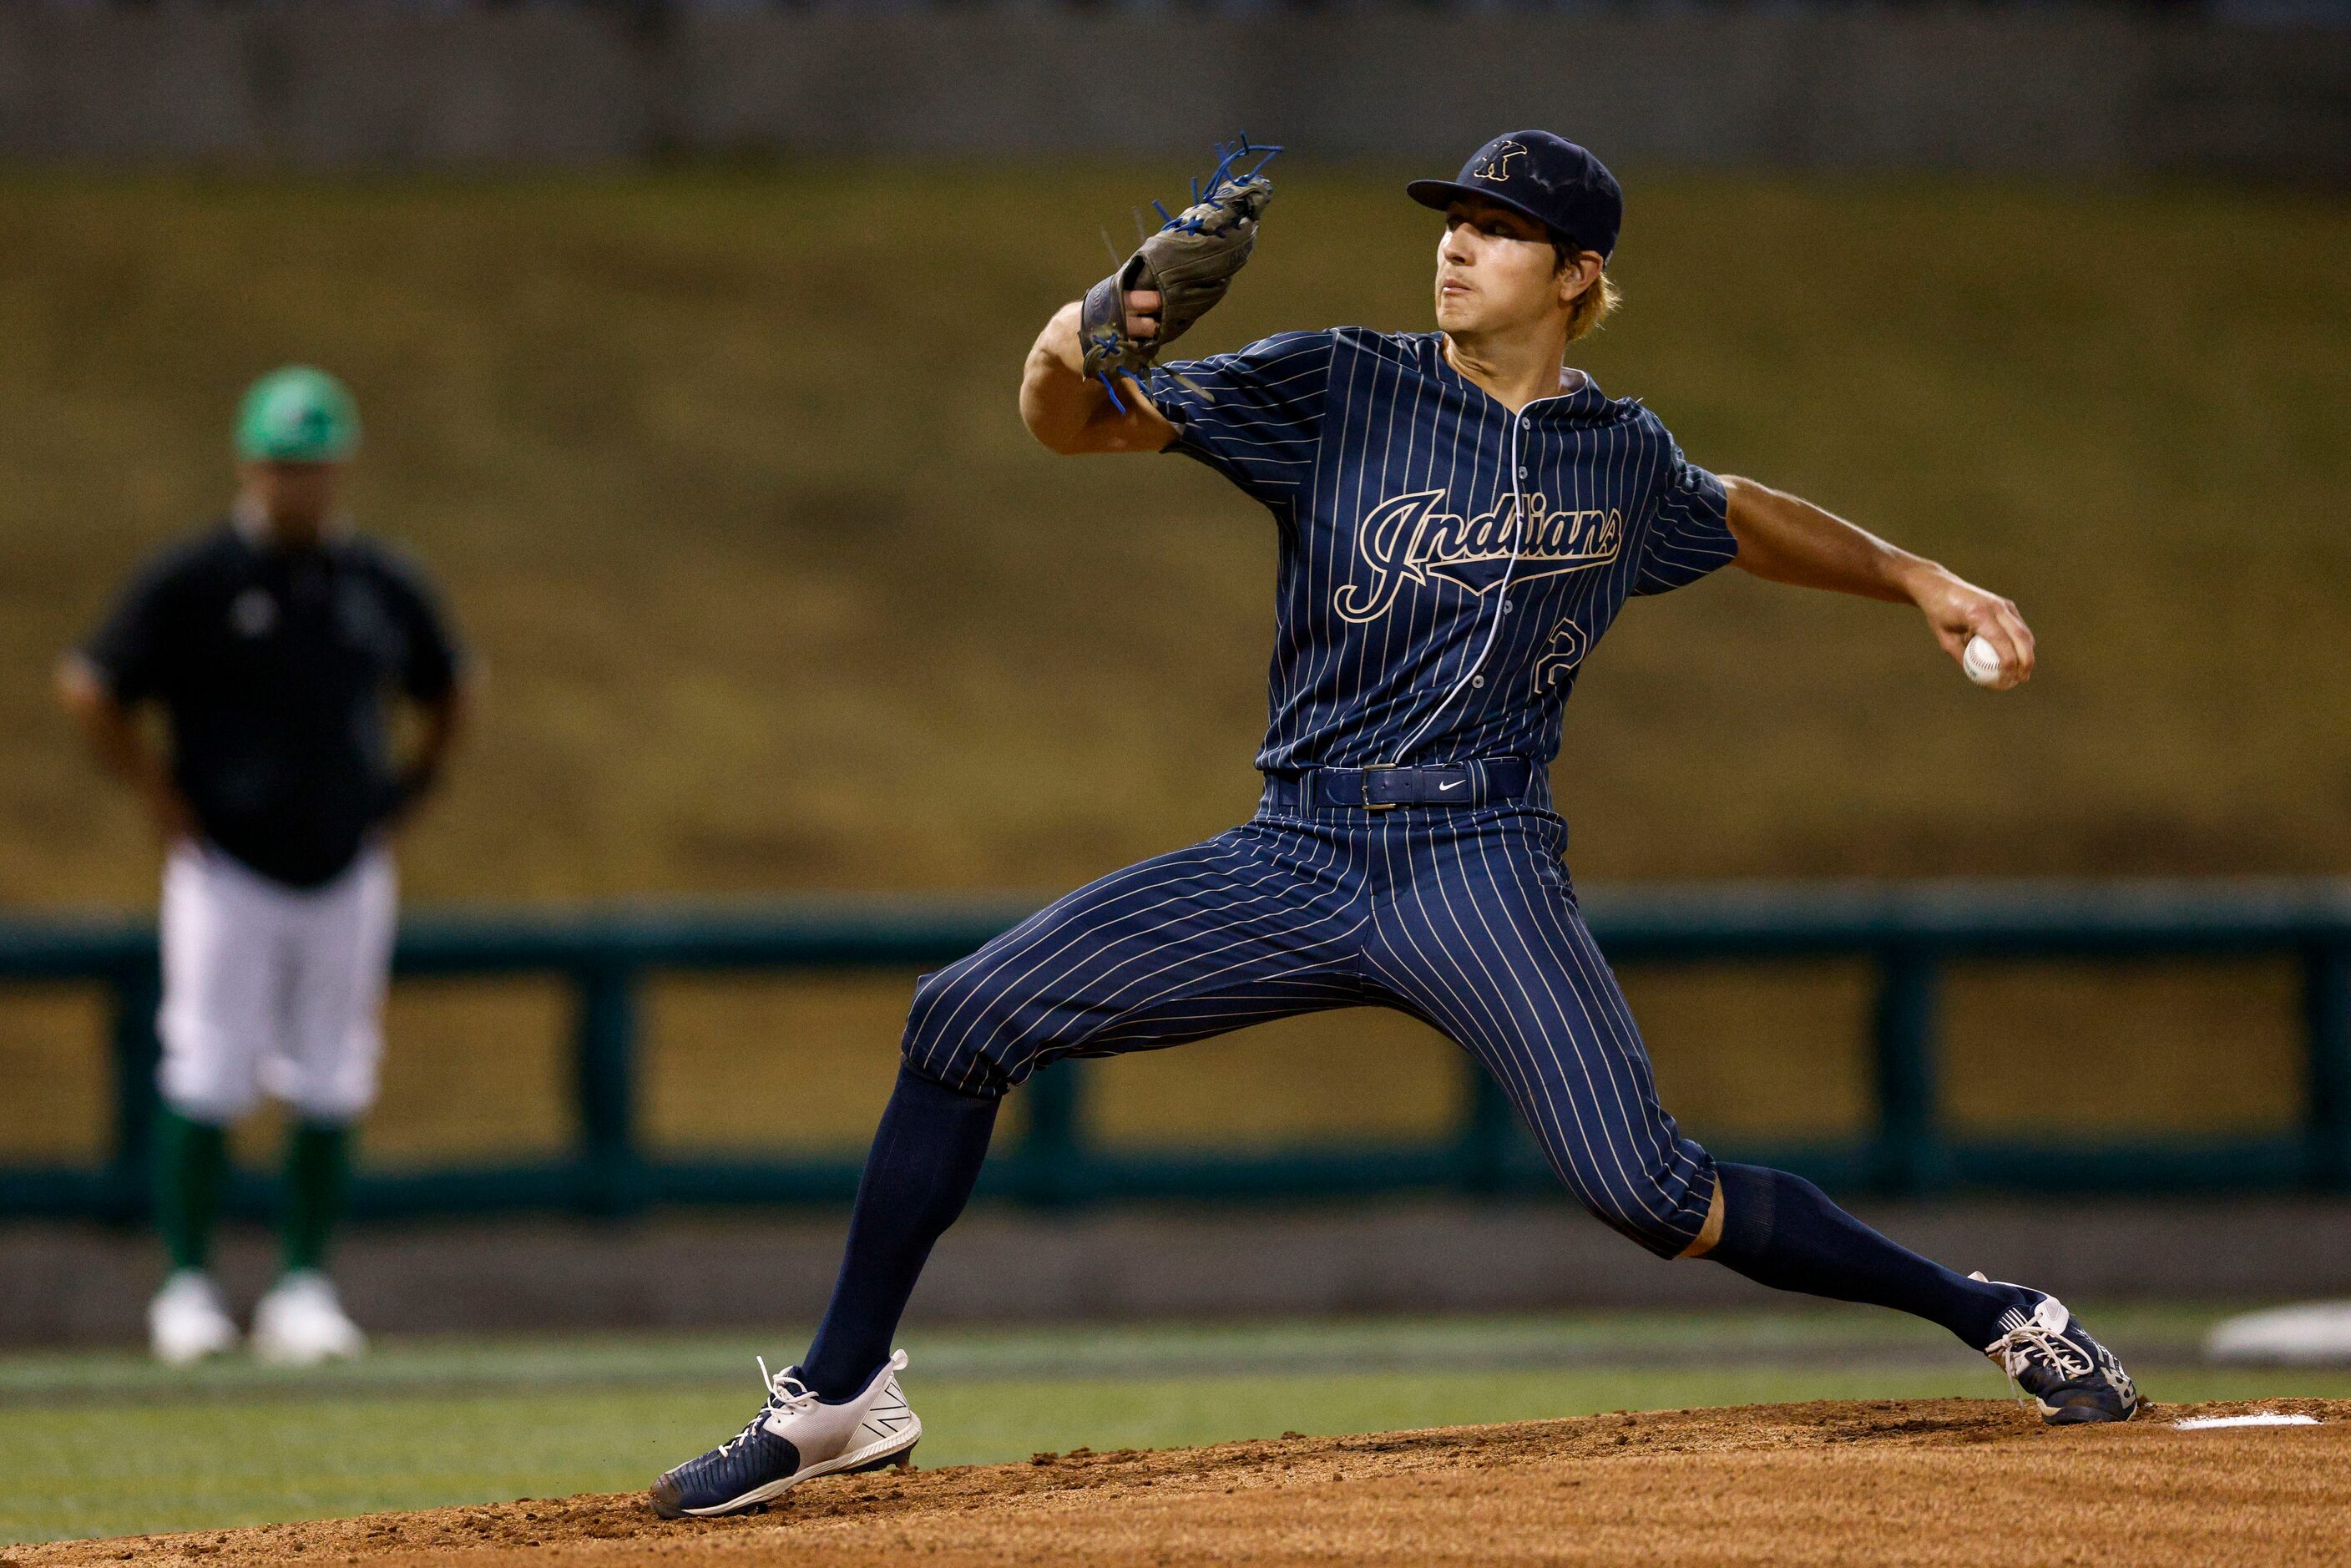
[156,841,397,1125]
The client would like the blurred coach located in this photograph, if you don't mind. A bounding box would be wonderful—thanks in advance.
[57,367,470,1366]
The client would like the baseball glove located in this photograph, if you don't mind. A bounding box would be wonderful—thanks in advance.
[1080,138,1280,410]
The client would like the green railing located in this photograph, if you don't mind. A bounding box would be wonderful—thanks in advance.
[3,879,2348,1220]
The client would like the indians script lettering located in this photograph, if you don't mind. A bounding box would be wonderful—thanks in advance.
[1333,488,1622,623]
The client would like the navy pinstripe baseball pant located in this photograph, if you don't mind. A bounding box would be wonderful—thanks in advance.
[901,784,1717,1258]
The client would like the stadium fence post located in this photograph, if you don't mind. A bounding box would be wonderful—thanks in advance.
[571,958,644,1216]
[2304,938,2351,1191]
[103,958,163,1224]
[1015,1060,1084,1207]
[1453,1062,1515,1196]
[1869,943,1946,1196]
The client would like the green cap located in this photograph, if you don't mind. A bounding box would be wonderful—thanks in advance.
[235,366,360,463]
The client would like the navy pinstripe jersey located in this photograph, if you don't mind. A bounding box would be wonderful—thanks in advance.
[1145,328,1737,775]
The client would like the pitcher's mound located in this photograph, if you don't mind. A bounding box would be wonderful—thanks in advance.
[19,1399,2349,1567]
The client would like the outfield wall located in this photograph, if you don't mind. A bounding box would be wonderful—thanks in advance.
[10,1200,2351,1344]
[0,4,2344,178]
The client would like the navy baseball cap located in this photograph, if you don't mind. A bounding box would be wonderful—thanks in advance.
[1407,131,1624,260]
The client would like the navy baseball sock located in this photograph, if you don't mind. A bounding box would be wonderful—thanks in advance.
[801,1064,999,1399]
[1706,1162,2034,1351]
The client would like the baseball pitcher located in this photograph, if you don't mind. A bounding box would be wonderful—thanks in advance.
[651,134,2136,1517]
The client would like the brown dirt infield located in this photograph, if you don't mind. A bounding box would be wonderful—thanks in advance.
[17,1399,2350,1567]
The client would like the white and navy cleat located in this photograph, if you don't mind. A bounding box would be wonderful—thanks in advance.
[1973,1273,2139,1424]
[650,1349,921,1519]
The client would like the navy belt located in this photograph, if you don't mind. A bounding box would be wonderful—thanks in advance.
[1265,757,1536,813]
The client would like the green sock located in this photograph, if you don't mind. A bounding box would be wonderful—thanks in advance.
[281,1121,354,1275]
[155,1110,230,1274]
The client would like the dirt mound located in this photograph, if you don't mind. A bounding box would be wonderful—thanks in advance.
[18,1399,2350,1567]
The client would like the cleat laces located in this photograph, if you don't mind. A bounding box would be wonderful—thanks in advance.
[718,1357,819,1456]
[1985,1320,2095,1386]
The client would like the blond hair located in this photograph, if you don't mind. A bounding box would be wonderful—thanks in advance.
[1562,260,1619,343]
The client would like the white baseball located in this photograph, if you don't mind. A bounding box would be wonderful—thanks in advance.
[1962,635,2006,688]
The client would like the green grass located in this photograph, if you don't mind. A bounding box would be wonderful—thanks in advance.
[8,1308,2348,1545]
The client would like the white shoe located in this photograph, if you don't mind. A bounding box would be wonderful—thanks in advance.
[149,1269,239,1366]
[250,1270,367,1366]
[650,1350,922,1518]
